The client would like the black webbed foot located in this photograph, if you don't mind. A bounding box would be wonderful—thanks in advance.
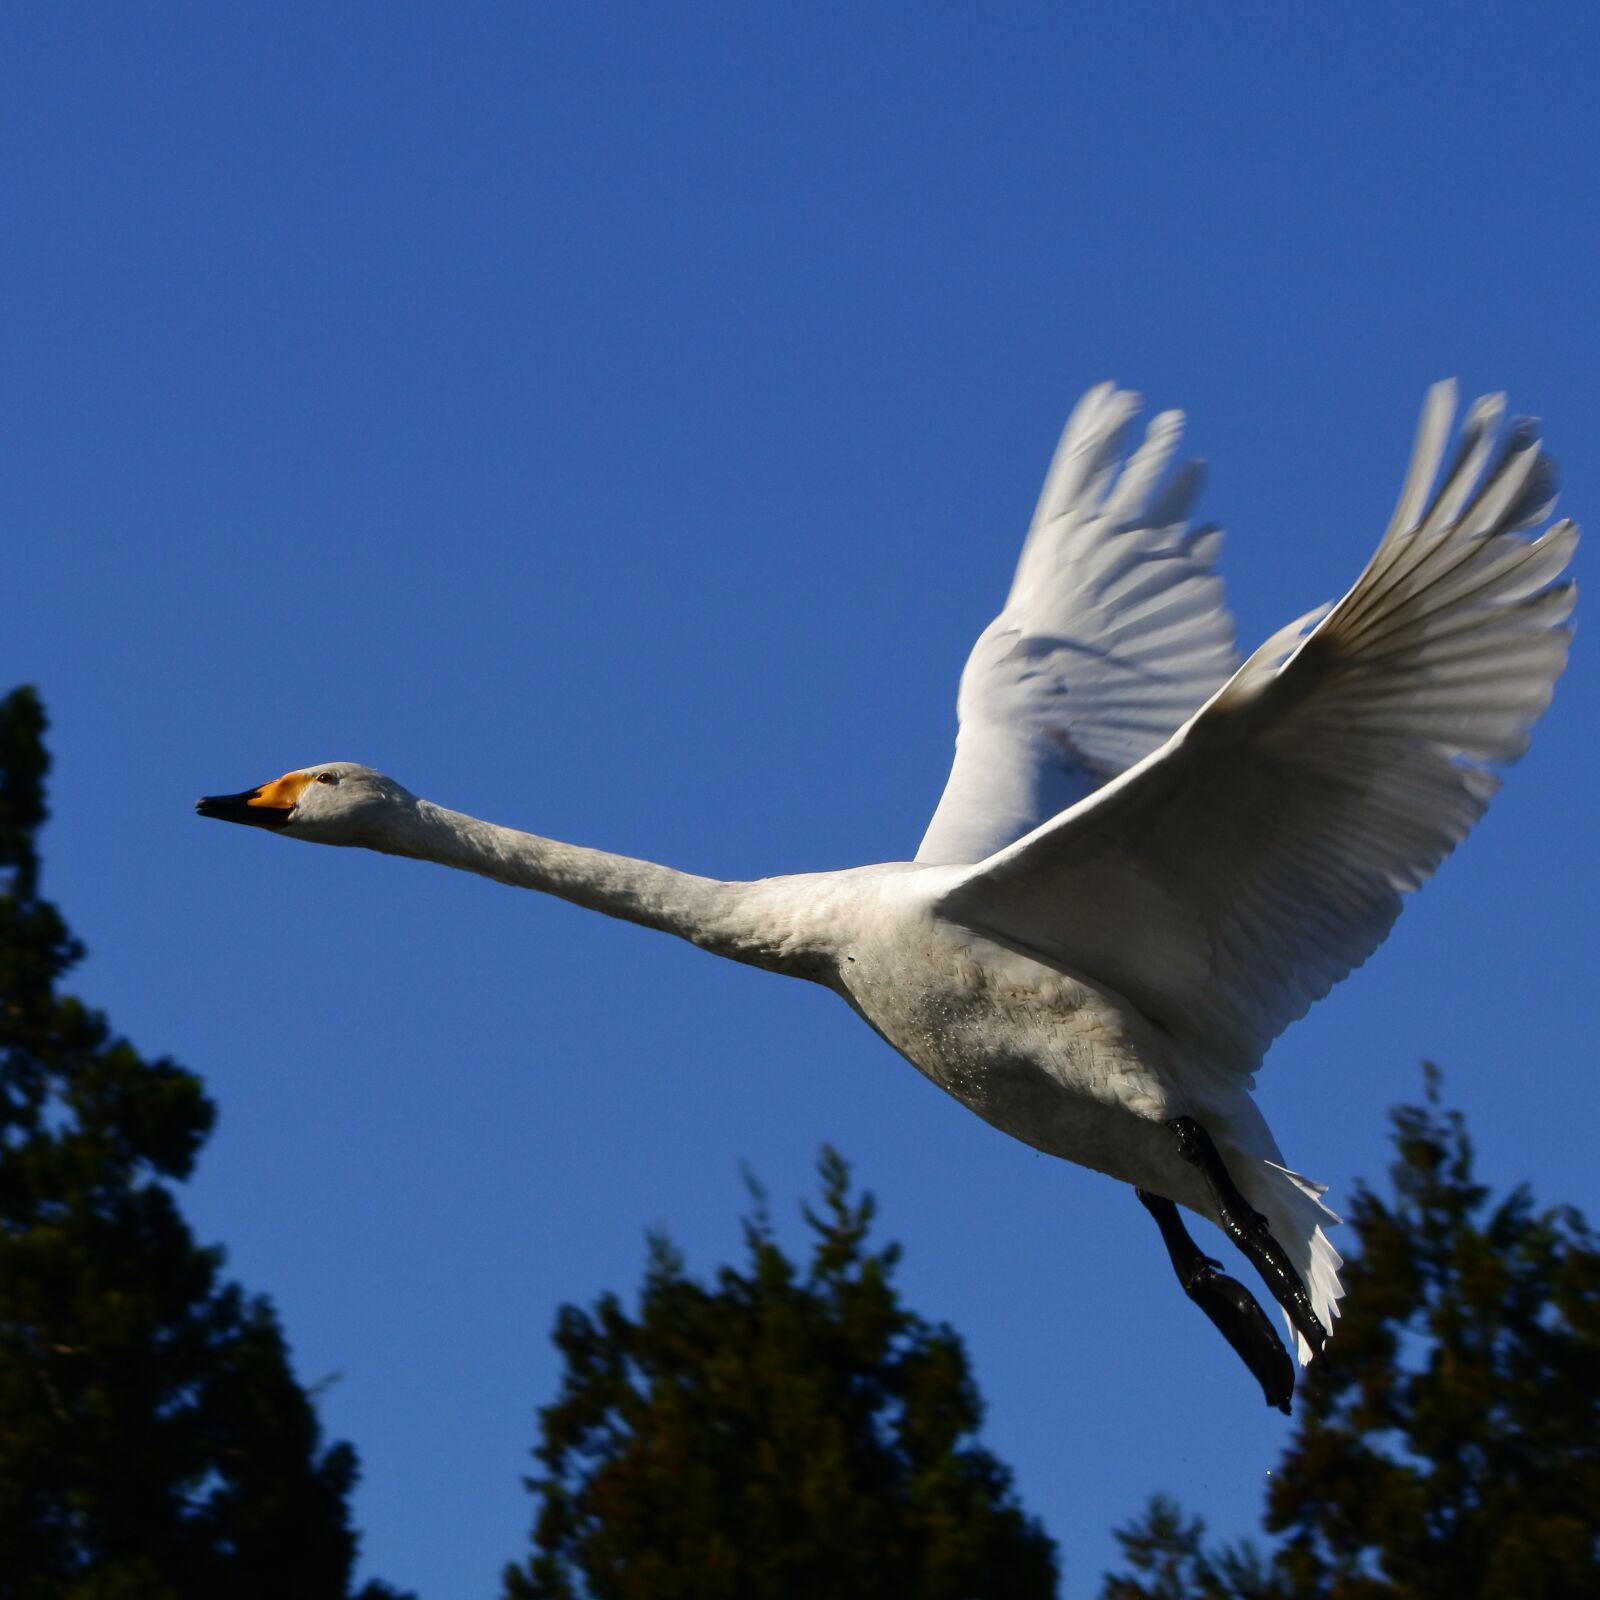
[1138,1188,1295,1413]
[1168,1116,1329,1363]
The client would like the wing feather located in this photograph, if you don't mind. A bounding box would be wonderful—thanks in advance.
[917,387,1240,866]
[935,387,1576,1081]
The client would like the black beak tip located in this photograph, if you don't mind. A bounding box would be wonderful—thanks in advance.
[194,790,292,830]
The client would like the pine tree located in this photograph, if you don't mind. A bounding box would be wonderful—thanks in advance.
[0,686,408,1600]
[1101,1066,1600,1600]
[504,1148,1059,1600]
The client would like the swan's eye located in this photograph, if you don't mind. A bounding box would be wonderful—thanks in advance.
[315,771,339,785]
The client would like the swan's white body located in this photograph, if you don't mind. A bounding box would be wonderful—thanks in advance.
[201,382,1576,1370]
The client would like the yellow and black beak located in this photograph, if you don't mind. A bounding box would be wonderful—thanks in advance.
[196,770,312,830]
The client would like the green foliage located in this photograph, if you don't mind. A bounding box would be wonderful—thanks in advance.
[504,1147,1059,1600]
[0,687,407,1600]
[1101,1065,1600,1600]
[1100,1494,1275,1600]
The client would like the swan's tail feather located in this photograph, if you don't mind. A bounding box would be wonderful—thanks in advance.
[1246,1159,1345,1366]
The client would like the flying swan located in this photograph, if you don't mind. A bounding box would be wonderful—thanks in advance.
[199,382,1576,1410]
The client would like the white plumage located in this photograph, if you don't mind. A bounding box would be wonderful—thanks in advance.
[200,382,1576,1400]
[941,382,1573,1078]
[920,385,1238,865]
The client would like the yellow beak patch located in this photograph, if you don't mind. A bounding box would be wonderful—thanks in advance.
[246,770,314,814]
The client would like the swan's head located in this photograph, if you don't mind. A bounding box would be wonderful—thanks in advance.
[196,763,418,848]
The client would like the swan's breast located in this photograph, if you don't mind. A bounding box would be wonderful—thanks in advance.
[834,899,1190,1183]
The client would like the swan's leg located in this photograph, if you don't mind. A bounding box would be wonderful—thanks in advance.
[1137,1188,1295,1414]
[1168,1116,1330,1362]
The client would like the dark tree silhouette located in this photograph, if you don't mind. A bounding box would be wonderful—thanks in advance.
[0,687,407,1600]
[1102,1065,1600,1600]
[504,1148,1059,1600]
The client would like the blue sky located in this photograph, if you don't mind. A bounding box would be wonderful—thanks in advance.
[6,4,1598,1594]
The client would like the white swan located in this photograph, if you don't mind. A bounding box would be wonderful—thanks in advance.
[199,382,1576,1410]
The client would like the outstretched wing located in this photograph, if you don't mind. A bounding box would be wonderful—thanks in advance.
[916,385,1240,865]
[935,384,1577,1081]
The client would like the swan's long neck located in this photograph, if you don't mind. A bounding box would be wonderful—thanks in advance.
[378,799,831,978]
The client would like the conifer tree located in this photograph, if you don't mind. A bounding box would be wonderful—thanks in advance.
[504,1148,1059,1600]
[0,687,407,1600]
[1102,1066,1600,1600]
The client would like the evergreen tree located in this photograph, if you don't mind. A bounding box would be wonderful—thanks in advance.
[1102,1065,1600,1600]
[0,687,408,1600]
[504,1148,1059,1600]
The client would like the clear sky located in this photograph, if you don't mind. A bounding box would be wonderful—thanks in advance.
[6,5,1598,1594]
